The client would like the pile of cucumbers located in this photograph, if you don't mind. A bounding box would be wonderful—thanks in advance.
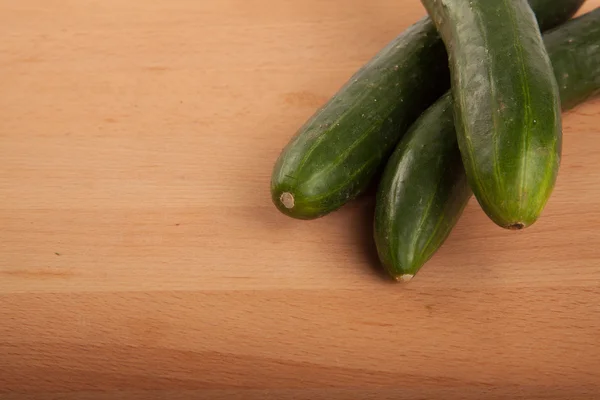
[271,0,600,282]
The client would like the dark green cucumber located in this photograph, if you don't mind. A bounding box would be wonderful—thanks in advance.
[422,0,563,230]
[270,0,585,220]
[271,19,449,219]
[374,92,469,282]
[375,8,600,281]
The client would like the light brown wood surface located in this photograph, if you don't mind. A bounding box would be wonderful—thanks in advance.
[1,0,600,399]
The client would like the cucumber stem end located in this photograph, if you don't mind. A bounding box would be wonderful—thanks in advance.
[507,223,525,230]
[280,192,295,209]
[395,274,414,283]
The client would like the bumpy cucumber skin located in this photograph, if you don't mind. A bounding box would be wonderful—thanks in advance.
[270,0,585,220]
[271,18,449,219]
[422,0,563,230]
[375,9,600,281]
[374,93,471,280]
[547,8,600,109]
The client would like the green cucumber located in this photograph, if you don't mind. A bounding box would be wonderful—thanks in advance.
[375,8,600,282]
[421,0,564,230]
[270,0,585,220]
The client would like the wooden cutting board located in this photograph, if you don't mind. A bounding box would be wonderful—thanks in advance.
[1,1,599,398]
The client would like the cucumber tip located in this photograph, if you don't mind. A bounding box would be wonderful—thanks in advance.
[395,274,414,283]
[280,192,295,209]
[507,223,525,230]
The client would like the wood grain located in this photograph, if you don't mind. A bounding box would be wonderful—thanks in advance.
[1,0,600,398]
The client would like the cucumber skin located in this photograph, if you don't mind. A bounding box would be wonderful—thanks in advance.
[528,0,586,31]
[422,0,563,230]
[546,9,600,109]
[271,18,449,219]
[374,8,600,281]
[374,93,470,280]
[270,0,585,220]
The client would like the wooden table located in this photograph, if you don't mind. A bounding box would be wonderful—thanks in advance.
[1,1,599,398]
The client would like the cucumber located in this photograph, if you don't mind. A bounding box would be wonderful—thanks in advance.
[270,0,585,220]
[375,8,600,282]
[421,0,564,230]
[374,92,469,282]
[271,19,449,219]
